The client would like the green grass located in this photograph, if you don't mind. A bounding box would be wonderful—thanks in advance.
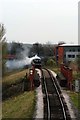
[73,71,80,80]
[3,68,26,76]
[67,91,80,110]
[2,91,36,119]
[2,68,36,119]
[45,65,60,74]
[2,69,29,85]
[51,67,60,74]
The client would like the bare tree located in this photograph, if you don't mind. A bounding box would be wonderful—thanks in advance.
[0,24,6,42]
[0,23,8,75]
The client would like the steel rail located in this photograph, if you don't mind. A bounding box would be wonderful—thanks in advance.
[43,68,67,120]
[41,70,50,120]
[51,76,67,120]
[46,68,67,120]
[44,77,50,119]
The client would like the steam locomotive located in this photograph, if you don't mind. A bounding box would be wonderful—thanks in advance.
[31,58,41,69]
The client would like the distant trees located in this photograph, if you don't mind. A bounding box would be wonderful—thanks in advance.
[43,44,54,57]
[46,58,57,67]
[10,42,24,59]
[29,42,55,57]
[29,43,43,56]
[0,24,5,41]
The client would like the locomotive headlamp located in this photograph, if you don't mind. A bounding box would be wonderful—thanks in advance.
[30,70,33,75]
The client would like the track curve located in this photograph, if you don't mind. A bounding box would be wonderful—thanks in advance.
[41,68,71,120]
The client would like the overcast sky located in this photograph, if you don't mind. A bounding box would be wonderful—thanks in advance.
[0,0,79,44]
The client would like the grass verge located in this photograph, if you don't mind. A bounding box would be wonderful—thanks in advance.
[2,91,36,119]
[2,69,29,85]
[45,65,60,74]
[67,91,80,111]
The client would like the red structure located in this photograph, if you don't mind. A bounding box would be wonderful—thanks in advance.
[3,54,16,59]
[54,44,80,65]
[58,47,64,64]
[54,44,64,65]
[29,66,35,90]
[60,64,73,90]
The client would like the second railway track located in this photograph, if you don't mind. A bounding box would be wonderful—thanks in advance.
[41,68,71,120]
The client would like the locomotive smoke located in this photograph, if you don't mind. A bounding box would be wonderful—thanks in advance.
[6,43,31,70]
[6,55,41,70]
[6,43,41,70]
[6,57,30,69]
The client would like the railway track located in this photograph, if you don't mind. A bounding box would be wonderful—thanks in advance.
[41,68,71,120]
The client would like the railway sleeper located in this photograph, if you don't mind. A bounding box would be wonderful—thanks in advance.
[44,114,48,119]
[47,88,55,94]
[49,97,60,103]
[50,106,63,111]
[51,114,64,119]
[44,108,48,113]
[49,102,61,106]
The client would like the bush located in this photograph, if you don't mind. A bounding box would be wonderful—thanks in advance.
[46,58,57,67]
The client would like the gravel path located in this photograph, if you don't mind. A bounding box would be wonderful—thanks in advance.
[34,69,43,119]
[61,89,78,119]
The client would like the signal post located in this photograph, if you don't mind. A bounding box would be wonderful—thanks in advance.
[29,67,35,90]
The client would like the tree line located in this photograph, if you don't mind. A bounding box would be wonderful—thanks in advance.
[29,42,56,58]
[1,23,80,76]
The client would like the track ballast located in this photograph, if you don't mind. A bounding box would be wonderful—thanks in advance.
[41,68,71,120]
